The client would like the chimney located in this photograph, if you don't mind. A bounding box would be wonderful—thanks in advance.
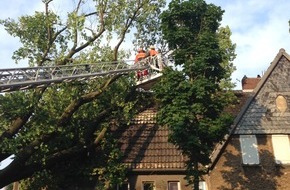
[241,75,261,92]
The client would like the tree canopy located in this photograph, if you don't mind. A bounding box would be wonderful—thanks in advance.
[154,0,236,189]
[0,0,165,189]
[0,0,238,189]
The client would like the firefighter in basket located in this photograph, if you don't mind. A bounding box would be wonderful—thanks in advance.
[134,47,148,81]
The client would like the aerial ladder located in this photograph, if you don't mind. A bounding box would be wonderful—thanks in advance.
[0,55,169,93]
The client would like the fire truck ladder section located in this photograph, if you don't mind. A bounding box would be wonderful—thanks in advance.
[0,57,167,93]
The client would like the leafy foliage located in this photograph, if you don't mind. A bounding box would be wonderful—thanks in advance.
[154,0,236,189]
[0,0,165,188]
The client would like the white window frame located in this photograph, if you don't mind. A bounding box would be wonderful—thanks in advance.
[272,135,290,164]
[199,181,208,190]
[142,181,155,190]
[168,181,180,190]
[239,135,260,165]
[117,182,130,190]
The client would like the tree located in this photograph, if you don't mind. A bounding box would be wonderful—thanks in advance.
[154,0,236,189]
[0,0,165,188]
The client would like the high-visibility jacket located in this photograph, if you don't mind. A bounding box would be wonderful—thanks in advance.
[149,49,158,56]
[135,52,146,63]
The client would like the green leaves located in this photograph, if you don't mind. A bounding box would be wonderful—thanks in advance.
[0,0,166,188]
[156,0,236,189]
[0,12,59,65]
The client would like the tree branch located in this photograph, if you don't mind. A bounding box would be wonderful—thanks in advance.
[58,75,121,126]
[0,88,47,162]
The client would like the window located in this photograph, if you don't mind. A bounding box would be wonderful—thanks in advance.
[117,183,129,190]
[199,181,207,190]
[142,181,155,190]
[272,135,290,164]
[239,135,259,165]
[168,181,180,190]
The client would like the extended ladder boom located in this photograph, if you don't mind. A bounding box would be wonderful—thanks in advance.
[0,54,172,92]
[0,60,147,92]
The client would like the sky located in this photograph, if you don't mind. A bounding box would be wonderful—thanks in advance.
[0,0,290,89]
[207,0,290,89]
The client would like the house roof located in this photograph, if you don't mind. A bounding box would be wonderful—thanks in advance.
[117,108,187,171]
[210,48,290,168]
[234,48,290,134]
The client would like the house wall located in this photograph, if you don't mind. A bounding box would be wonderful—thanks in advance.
[127,173,191,190]
[207,135,290,190]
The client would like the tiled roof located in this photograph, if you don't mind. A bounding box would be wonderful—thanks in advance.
[130,108,157,124]
[117,108,186,171]
[235,52,290,134]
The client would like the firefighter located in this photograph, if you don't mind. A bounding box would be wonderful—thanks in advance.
[134,48,147,80]
[146,45,160,70]
[147,45,158,57]
[134,48,146,63]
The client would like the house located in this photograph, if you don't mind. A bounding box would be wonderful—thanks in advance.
[117,48,290,190]
[206,48,290,190]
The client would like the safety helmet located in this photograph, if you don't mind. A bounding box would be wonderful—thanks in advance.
[149,45,155,49]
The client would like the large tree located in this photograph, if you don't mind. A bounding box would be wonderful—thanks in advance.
[154,0,236,189]
[0,0,165,189]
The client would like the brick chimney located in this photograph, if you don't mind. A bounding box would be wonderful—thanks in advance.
[241,75,261,92]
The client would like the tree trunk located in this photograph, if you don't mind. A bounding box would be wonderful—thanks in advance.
[193,161,200,190]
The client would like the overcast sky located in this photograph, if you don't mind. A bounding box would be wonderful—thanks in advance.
[0,0,290,90]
